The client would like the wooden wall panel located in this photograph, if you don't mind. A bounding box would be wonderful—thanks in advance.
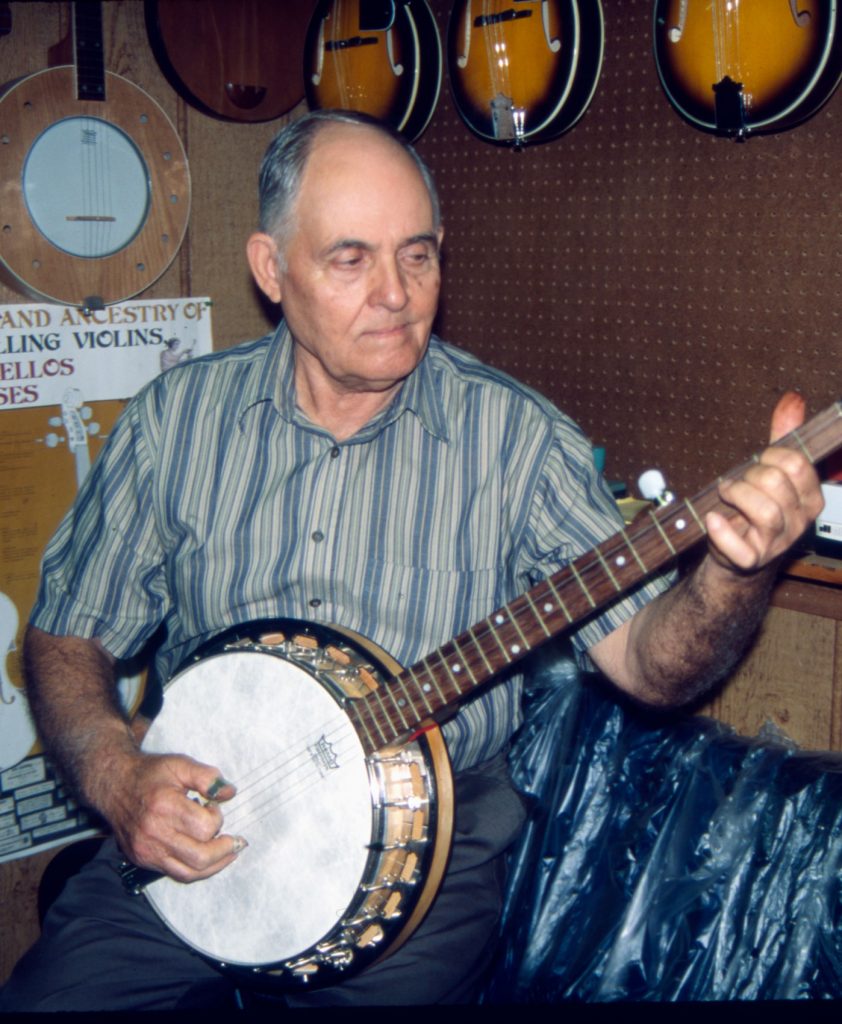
[704,606,837,750]
[182,103,293,348]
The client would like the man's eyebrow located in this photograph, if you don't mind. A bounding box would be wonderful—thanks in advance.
[323,238,374,257]
[322,232,440,257]
[402,232,440,250]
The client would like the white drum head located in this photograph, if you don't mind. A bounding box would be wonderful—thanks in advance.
[142,650,373,966]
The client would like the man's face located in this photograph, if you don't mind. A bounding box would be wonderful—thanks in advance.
[272,125,443,399]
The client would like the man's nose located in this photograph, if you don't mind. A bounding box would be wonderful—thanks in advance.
[369,257,410,310]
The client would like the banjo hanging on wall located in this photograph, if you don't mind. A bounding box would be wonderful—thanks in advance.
[0,1,190,311]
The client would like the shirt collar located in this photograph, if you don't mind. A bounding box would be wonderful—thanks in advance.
[237,321,450,443]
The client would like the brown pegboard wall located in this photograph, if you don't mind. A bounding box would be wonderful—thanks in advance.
[417,0,842,499]
[0,1,838,498]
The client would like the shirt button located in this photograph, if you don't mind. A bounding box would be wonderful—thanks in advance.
[311,530,324,543]
[329,446,340,459]
[309,598,322,609]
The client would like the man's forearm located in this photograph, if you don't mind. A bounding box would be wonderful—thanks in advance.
[22,625,140,814]
[620,554,779,706]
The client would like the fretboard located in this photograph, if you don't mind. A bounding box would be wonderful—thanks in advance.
[347,400,842,755]
[74,1,106,102]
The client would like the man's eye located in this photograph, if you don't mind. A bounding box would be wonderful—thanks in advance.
[401,248,434,267]
[333,252,365,268]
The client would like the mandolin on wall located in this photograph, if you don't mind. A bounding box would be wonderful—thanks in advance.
[304,0,442,142]
[446,0,605,147]
[653,0,842,139]
[0,0,190,310]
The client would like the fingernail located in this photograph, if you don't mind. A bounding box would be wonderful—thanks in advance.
[232,836,248,854]
[207,777,232,800]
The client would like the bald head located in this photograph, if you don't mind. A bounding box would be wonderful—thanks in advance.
[258,111,441,268]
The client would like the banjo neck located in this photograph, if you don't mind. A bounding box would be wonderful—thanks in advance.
[348,400,842,756]
[74,1,106,101]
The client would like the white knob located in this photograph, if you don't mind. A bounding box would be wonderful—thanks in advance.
[638,469,667,502]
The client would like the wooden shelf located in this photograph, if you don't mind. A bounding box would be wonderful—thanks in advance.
[783,553,842,588]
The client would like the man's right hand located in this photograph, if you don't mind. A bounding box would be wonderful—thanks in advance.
[22,626,247,883]
[103,749,246,883]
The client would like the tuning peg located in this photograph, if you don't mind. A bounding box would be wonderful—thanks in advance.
[638,469,675,508]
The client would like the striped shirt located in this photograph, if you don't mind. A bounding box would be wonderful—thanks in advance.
[32,324,671,770]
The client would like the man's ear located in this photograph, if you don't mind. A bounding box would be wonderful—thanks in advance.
[246,232,283,304]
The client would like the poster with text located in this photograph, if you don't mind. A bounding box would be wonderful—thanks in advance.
[0,298,213,863]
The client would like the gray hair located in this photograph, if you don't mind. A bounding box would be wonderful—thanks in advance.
[258,110,441,266]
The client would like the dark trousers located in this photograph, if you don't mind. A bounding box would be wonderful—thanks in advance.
[0,755,525,1010]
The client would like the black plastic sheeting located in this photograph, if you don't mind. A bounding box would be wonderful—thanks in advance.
[484,646,842,1002]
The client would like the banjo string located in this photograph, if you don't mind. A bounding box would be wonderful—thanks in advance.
[222,737,362,834]
[219,721,364,834]
[221,732,363,833]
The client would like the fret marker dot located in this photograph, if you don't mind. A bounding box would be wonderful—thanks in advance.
[543,602,553,613]
[495,614,505,625]
[511,644,521,655]
[451,663,462,673]
[615,555,626,567]
[397,698,406,708]
[676,518,687,530]
[422,683,432,693]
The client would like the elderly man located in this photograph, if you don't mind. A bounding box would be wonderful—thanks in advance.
[0,110,822,1010]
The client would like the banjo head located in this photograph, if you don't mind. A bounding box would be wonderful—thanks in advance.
[139,619,451,988]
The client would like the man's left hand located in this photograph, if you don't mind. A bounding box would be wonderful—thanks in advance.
[705,392,825,575]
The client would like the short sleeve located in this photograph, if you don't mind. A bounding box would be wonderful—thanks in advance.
[30,389,170,660]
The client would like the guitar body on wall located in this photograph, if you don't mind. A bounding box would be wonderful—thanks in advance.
[447,0,604,146]
[654,0,842,138]
[144,0,317,123]
[0,1,190,310]
[304,0,442,141]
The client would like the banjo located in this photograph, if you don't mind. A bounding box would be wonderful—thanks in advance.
[0,1,190,310]
[122,400,842,990]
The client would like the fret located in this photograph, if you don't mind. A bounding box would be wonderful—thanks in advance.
[467,624,495,674]
[594,548,622,592]
[544,575,574,622]
[619,528,649,574]
[436,643,474,695]
[599,537,649,592]
[447,635,481,685]
[569,562,596,608]
[365,693,391,747]
[392,671,418,721]
[524,591,552,638]
[493,608,527,659]
[485,613,513,662]
[683,496,706,532]
[504,603,530,649]
[533,586,566,626]
[404,664,435,715]
[378,681,411,733]
[350,701,378,752]
[418,654,450,706]
[790,428,813,461]
[647,508,678,556]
